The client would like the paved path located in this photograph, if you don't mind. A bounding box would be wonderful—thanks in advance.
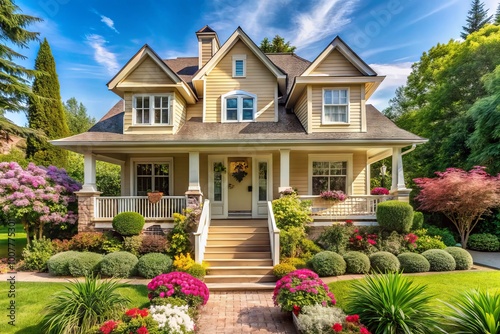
[468,250,500,269]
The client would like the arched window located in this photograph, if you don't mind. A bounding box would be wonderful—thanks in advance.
[221,90,257,123]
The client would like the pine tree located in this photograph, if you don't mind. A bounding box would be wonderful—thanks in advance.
[26,38,70,168]
[259,35,296,53]
[495,3,500,24]
[64,97,95,135]
[0,0,42,115]
[461,0,492,38]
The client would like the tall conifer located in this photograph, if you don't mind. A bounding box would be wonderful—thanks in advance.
[461,0,492,38]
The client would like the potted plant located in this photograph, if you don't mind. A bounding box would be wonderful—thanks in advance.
[320,190,347,203]
[147,190,163,204]
[213,162,226,173]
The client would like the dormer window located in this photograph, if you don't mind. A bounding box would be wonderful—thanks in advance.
[222,90,256,122]
[232,55,246,77]
[322,88,349,124]
[133,94,172,125]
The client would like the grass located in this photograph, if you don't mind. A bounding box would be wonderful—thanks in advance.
[0,223,26,259]
[0,282,149,334]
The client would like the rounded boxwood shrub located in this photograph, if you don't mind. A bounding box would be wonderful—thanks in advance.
[186,263,207,279]
[68,252,103,277]
[273,263,296,278]
[422,249,456,272]
[112,212,145,236]
[369,251,400,273]
[397,252,430,273]
[47,251,81,276]
[467,233,500,252]
[99,251,138,278]
[412,211,424,230]
[136,253,172,278]
[343,251,370,274]
[310,251,346,277]
[444,247,473,270]
[376,200,414,233]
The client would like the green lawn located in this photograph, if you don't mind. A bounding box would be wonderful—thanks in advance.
[0,223,26,259]
[0,282,149,334]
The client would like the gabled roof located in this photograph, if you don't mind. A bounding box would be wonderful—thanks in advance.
[196,25,216,33]
[302,36,377,76]
[192,27,287,97]
[107,45,197,103]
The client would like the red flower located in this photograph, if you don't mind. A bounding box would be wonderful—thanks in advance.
[125,308,149,318]
[346,314,360,323]
[345,219,353,225]
[136,327,149,334]
[360,327,371,334]
[356,235,363,240]
[292,305,301,316]
[367,239,377,245]
[99,320,118,334]
[332,323,343,332]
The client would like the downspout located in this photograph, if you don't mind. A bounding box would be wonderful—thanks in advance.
[401,144,416,156]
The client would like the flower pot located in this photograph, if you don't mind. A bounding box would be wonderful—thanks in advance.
[147,192,163,204]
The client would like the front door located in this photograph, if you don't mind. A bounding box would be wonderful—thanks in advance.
[228,157,252,217]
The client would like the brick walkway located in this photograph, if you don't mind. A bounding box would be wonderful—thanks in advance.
[197,291,296,334]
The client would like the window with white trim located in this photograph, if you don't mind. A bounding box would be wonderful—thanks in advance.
[311,161,347,194]
[222,91,256,122]
[133,94,171,125]
[136,163,171,196]
[232,55,246,77]
[323,88,349,123]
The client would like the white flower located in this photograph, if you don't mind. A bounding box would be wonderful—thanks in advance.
[150,304,195,334]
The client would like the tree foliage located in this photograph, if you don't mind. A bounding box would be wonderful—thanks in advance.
[259,35,296,53]
[64,97,96,135]
[496,3,500,24]
[0,0,42,115]
[26,38,70,168]
[414,166,500,248]
[461,0,492,39]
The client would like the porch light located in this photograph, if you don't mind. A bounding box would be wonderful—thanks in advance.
[380,164,387,188]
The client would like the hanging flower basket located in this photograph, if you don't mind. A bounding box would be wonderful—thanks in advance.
[147,191,163,204]
[319,190,347,203]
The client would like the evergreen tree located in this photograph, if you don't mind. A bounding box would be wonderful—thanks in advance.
[461,0,492,39]
[495,3,500,24]
[26,38,70,168]
[0,0,42,115]
[64,97,95,135]
[259,35,296,53]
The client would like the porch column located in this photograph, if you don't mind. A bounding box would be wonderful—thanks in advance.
[391,147,411,202]
[82,153,97,192]
[279,149,291,192]
[75,191,100,232]
[185,151,202,208]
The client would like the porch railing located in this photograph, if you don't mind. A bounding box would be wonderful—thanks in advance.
[268,201,280,266]
[94,196,187,219]
[194,199,210,263]
[298,195,393,218]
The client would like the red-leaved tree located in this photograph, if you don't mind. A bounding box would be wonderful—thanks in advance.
[414,166,500,248]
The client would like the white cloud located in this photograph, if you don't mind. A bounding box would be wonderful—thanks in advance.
[85,34,119,75]
[402,0,459,28]
[100,15,119,34]
[367,62,413,109]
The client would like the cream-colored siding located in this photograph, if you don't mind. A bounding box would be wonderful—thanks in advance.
[311,84,362,132]
[173,93,187,134]
[204,40,276,122]
[294,90,309,133]
[201,39,212,67]
[289,151,309,195]
[311,49,362,76]
[124,92,133,132]
[121,57,175,85]
[186,100,203,119]
[352,152,366,195]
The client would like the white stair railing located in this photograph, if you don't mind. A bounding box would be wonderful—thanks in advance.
[194,199,210,263]
[267,201,280,266]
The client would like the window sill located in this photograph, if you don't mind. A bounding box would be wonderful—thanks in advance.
[321,122,351,126]
[222,120,255,123]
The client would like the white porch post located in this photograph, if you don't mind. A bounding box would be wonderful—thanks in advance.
[391,147,411,202]
[76,152,100,232]
[82,153,97,192]
[279,149,290,191]
[186,151,202,208]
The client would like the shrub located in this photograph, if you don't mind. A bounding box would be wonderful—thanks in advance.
[69,232,105,253]
[376,200,414,233]
[99,251,138,278]
[414,230,446,253]
[347,227,379,254]
[139,234,167,255]
[122,235,143,256]
[147,272,209,307]
[296,304,346,334]
[371,187,390,195]
[96,308,158,334]
[272,269,336,312]
[445,247,473,270]
[467,233,500,251]
[136,253,173,278]
[281,257,307,269]
[310,251,346,277]
[51,239,71,253]
[41,276,130,334]
[413,211,424,230]
[47,251,80,276]
[173,253,195,271]
[272,194,312,230]
[425,225,456,246]
[422,249,456,272]
[345,272,440,334]
[112,212,145,236]
[442,289,500,334]
[280,226,307,258]
[21,237,54,272]
[68,252,103,277]
[273,263,296,278]
[167,213,191,256]
[186,263,206,279]
[397,253,430,273]
[343,251,370,274]
[369,251,400,273]
[100,232,123,253]
[317,224,350,254]
[378,231,403,255]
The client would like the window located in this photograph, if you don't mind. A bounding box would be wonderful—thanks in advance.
[134,95,171,125]
[222,91,256,122]
[136,163,171,196]
[258,162,268,201]
[232,55,246,77]
[311,161,348,195]
[323,88,349,123]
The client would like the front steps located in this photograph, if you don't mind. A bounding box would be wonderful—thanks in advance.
[204,219,276,284]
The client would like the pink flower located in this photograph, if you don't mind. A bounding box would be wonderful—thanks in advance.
[136,327,149,334]
[346,314,360,323]
[332,323,343,332]
[367,239,376,245]
[360,327,371,334]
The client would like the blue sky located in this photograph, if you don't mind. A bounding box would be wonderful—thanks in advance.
[6,0,500,126]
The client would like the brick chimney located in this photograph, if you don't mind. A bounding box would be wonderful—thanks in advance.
[196,25,220,69]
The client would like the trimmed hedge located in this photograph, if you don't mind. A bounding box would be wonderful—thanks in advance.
[376,200,414,233]
[112,212,145,236]
[444,247,473,270]
[412,212,424,230]
[47,251,81,276]
[343,251,370,274]
[136,253,172,278]
[422,249,456,272]
[68,252,103,277]
[310,251,346,277]
[369,251,400,273]
[397,252,430,273]
[99,251,138,278]
[467,233,500,252]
